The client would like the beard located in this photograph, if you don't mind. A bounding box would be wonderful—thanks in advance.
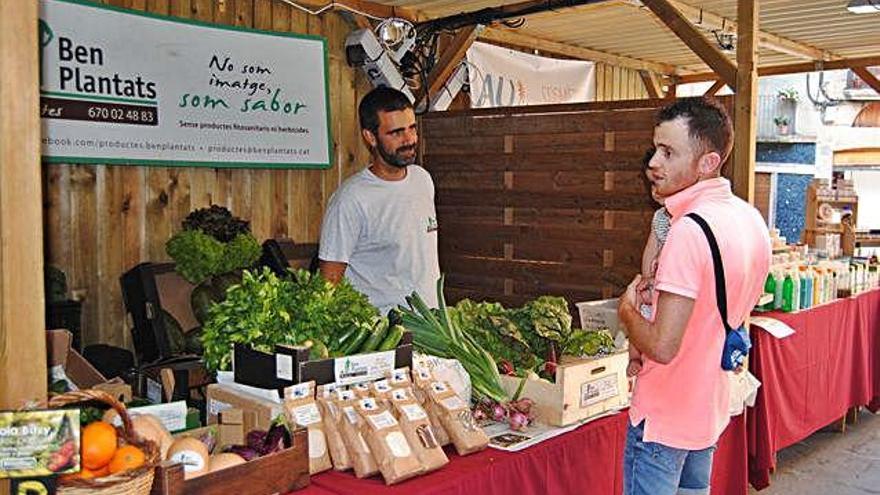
[376,140,417,168]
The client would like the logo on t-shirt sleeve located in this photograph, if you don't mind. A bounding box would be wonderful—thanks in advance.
[426,217,438,233]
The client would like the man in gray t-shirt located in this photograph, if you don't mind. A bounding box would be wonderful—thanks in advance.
[318,87,439,315]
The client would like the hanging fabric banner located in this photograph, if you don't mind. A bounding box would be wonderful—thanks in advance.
[466,41,595,108]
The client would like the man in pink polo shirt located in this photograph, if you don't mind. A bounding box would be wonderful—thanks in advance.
[618,98,770,495]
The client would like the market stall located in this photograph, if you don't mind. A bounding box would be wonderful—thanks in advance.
[300,412,748,495]
[748,287,880,490]
[4,0,880,495]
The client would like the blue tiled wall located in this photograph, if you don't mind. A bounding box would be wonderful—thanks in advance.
[756,142,816,164]
[775,174,813,242]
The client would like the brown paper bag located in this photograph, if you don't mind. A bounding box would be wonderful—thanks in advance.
[388,367,412,389]
[283,381,333,474]
[389,387,449,473]
[427,381,488,456]
[413,369,451,446]
[371,379,394,410]
[355,397,424,485]
[316,382,352,471]
[352,382,372,398]
[334,389,379,478]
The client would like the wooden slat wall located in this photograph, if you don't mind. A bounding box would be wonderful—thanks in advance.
[422,97,735,308]
[42,0,371,349]
[595,63,650,101]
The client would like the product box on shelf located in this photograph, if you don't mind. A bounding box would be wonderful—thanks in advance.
[205,381,285,433]
[47,328,132,401]
[499,350,629,427]
[232,331,414,390]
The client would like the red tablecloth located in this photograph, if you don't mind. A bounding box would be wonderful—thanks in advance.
[299,411,748,495]
[747,288,880,490]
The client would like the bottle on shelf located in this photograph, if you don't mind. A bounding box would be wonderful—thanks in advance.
[763,272,777,311]
[791,268,801,311]
[774,270,785,310]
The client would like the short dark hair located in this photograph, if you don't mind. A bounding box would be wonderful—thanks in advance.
[656,97,733,163]
[358,87,413,133]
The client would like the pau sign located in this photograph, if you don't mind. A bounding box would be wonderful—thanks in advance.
[466,41,595,109]
[39,0,331,169]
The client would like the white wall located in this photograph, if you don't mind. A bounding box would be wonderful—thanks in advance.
[851,170,880,230]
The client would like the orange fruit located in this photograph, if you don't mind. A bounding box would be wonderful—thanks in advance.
[92,464,111,477]
[108,445,145,474]
[81,421,118,470]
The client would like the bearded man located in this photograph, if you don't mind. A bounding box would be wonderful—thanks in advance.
[318,87,439,315]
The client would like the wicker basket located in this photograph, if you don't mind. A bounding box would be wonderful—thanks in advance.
[47,389,160,495]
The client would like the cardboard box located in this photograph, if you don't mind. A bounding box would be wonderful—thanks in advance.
[47,328,132,402]
[206,383,285,433]
[499,351,629,427]
[232,331,414,390]
[137,357,212,404]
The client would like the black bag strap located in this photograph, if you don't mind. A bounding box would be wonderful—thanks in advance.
[685,212,735,334]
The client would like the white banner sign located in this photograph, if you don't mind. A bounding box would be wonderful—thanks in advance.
[466,41,595,108]
[39,0,330,168]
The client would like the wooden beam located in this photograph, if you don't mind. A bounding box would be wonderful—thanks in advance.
[421,26,481,107]
[642,0,737,89]
[679,55,880,83]
[0,0,45,410]
[667,0,833,61]
[733,0,758,203]
[639,70,663,98]
[704,79,726,96]
[852,67,880,94]
[479,27,677,75]
[293,0,422,22]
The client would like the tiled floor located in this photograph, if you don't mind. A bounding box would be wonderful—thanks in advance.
[748,409,880,494]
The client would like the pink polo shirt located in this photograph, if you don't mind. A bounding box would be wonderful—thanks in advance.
[629,177,770,450]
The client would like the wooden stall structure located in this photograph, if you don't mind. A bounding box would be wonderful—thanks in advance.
[42,0,375,351]
[422,97,734,307]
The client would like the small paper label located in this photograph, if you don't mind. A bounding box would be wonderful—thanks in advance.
[373,379,391,392]
[293,403,322,426]
[418,370,431,380]
[391,369,409,383]
[208,398,233,417]
[169,450,206,473]
[321,383,339,398]
[285,382,312,400]
[580,374,619,408]
[386,431,412,458]
[343,406,359,424]
[325,401,339,418]
[391,389,409,402]
[400,403,428,422]
[431,382,448,394]
[440,395,466,411]
[119,401,187,432]
[367,410,398,430]
[308,429,327,459]
[359,398,378,410]
[276,353,294,381]
[336,389,355,401]
[146,377,163,404]
[354,383,370,392]
[334,350,396,385]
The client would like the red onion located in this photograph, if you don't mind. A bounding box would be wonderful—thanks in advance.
[508,411,529,431]
[492,404,507,422]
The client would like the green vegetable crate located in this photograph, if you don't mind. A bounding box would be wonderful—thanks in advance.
[499,350,629,427]
[232,331,413,390]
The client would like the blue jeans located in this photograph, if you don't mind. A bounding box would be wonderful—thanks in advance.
[623,421,717,495]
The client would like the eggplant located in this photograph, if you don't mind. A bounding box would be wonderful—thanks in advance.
[224,445,260,461]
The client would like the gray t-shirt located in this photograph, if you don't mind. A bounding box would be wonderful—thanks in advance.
[319,165,440,315]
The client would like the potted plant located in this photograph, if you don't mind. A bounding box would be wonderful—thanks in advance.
[774,115,790,135]
[776,87,799,102]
